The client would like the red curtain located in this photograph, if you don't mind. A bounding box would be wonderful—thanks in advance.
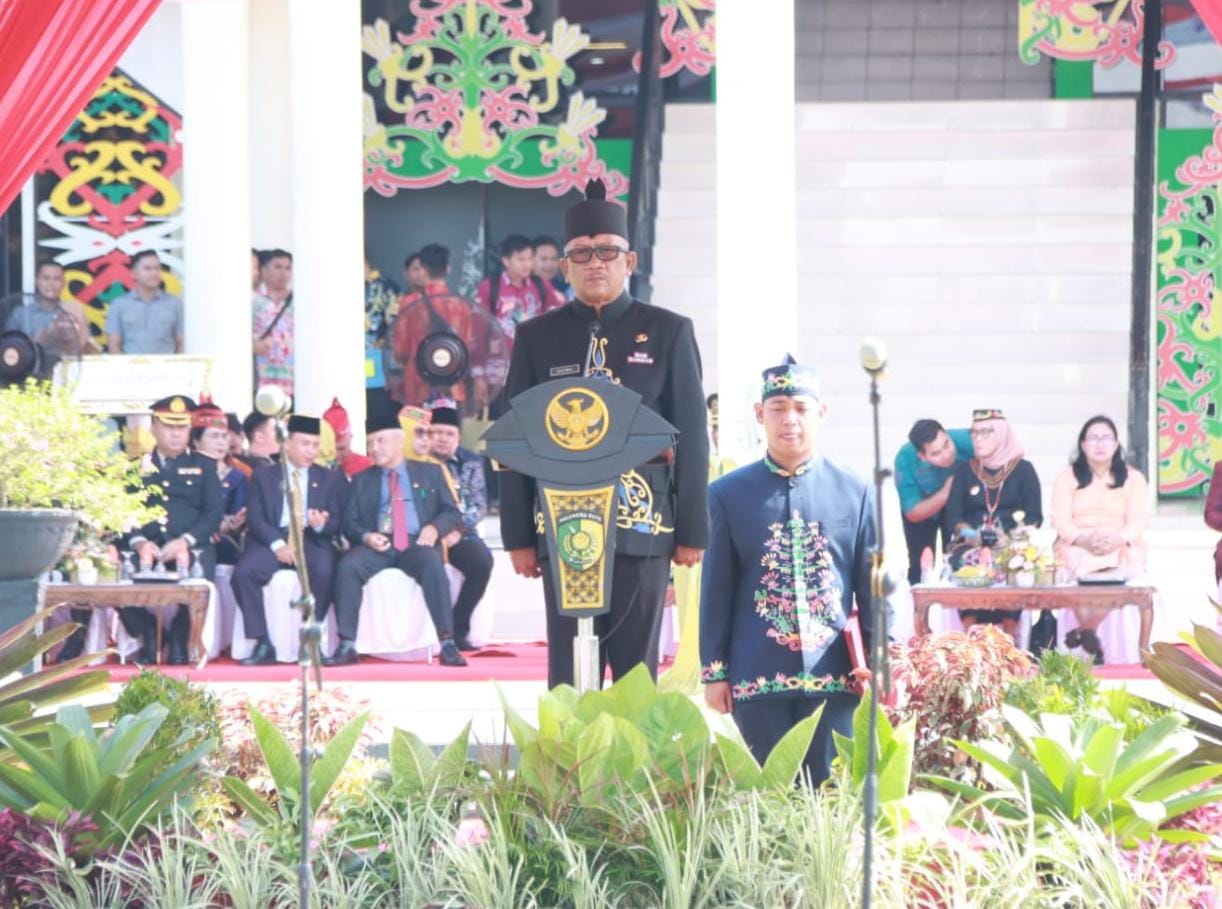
[0,0,162,214]
[1189,0,1222,48]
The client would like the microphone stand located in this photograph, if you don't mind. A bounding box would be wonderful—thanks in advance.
[860,364,893,909]
[273,413,325,907]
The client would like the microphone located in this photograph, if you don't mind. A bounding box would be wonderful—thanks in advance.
[858,337,887,374]
[254,384,291,418]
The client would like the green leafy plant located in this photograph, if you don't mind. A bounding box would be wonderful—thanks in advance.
[221,702,369,831]
[833,695,915,806]
[0,702,214,854]
[113,669,220,773]
[931,705,1222,843]
[0,606,113,758]
[1006,647,1100,718]
[0,379,163,533]
[389,722,472,796]
[499,664,821,818]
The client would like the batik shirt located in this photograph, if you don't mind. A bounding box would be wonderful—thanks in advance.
[442,447,488,539]
[252,291,293,394]
[475,272,564,347]
[700,454,876,703]
[365,273,401,388]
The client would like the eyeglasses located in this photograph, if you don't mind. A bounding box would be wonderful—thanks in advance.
[412,427,429,437]
[564,245,628,264]
[1084,434,1116,444]
[969,427,994,437]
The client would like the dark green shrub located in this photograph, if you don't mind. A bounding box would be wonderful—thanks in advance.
[113,669,220,767]
[1005,648,1099,719]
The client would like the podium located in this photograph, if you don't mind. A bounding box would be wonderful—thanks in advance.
[483,377,676,690]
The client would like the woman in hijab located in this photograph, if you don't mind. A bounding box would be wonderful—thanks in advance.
[944,408,1043,635]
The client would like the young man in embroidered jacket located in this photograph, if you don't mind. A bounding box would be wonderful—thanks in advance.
[700,356,876,786]
[500,179,709,688]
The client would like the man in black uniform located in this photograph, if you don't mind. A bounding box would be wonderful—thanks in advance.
[500,179,710,688]
[122,395,224,664]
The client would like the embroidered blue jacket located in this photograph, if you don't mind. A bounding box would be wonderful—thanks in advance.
[699,455,876,703]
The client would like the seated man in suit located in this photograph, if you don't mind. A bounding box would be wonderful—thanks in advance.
[122,395,224,664]
[327,413,468,667]
[231,414,347,665]
[428,404,495,652]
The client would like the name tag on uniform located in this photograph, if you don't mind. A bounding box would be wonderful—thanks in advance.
[549,363,581,377]
[177,467,203,475]
[626,351,654,365]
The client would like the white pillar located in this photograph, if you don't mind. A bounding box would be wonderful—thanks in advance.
[287,0,365,434]
[715,0,798,462]
[181,0,253,415]
[20,179,34,293]
[248,0,292,248]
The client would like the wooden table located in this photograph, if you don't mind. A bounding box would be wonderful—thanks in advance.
[910,584,1155,653]
[46,582,211,664]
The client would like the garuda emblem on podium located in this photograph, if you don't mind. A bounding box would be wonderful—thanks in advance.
[546,388,609,451]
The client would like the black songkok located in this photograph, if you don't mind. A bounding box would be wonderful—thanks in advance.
[365,411,402,435]
[287,414,321,436]
[563,179,629,243]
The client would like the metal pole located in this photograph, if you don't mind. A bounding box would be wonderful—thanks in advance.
[1128,0,1161,478]
[270,409,324,907]
[860,371,892,909]
[573,616,600,694]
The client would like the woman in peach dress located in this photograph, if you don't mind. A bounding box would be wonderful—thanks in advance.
[1051,415,1148,661]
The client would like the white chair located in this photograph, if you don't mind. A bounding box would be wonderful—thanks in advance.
[213,564,240,659]
[1055,604,1142,665]
[230,564,469,663]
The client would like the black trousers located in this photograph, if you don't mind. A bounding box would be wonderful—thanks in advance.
[117,544,216,651]
[732,693,858,787]
[542,553,669,690]
[333,543,454,641]
[447,536,494,640]
[231,539,336,640]
[901,515,945,586]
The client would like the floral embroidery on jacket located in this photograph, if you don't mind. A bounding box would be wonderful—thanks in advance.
[731,672,851,701]
[701,660,727,683]
[753,513,842,655]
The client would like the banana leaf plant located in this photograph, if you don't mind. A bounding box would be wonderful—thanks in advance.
[0,702,214,854]
[0,606,113,757]
[929,705,1222,845]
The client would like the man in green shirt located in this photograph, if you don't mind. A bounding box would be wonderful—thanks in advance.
[893,420,973,585]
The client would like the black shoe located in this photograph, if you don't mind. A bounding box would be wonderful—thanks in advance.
[56,634,86,664]
[323,640,359,666]
[167,642,189,666]
[439,640,468,667]
[240,640,277,666]
[1077,629,1105,666]
[454,636,481,652]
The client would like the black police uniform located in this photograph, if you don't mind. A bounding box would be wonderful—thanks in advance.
[119,448,224,661]
[500,289,710,687]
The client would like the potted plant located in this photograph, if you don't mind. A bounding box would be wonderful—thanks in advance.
[0,380,162,630]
